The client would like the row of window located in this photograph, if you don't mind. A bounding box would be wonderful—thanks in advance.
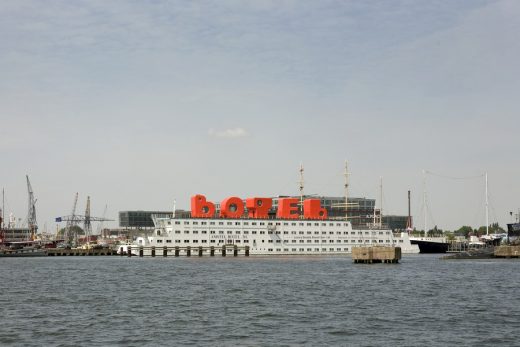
[148,239,252,244]
[260,239,392,244]
[171,230,390,235]
[266,248,349,252]
[149,239,400,244]
[173,220,349,227]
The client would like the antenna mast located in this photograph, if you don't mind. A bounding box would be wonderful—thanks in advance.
[344,161,349,221]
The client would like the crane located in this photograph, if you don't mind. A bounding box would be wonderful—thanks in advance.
[26,175,37,240]
[63,193,79,244]
[56,195,113,247]
[96,204,108,235]
[84,196,91,245]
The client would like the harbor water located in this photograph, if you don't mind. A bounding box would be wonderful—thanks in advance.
[0,255,519,346]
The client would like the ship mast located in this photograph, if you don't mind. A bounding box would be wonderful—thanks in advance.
[422,169,427,235]
[406,190,412,231]
[299,162,304,218]
[485,172,489,235]
[344,160,349,221]
[379,176,383,228]
[1,188,4,229]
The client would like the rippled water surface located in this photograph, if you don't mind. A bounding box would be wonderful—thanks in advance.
[1,255,519,346]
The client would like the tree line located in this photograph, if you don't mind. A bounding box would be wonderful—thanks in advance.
[410,222,505,239]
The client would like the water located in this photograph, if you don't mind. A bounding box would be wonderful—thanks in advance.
[0,255,519,346]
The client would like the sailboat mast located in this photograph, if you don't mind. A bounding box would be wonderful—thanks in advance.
[379,176,383,228]
[344,161,349,221]
[299,163,304,218]
[1,188,4,229]
[423,170,427,235]
[406,190,412,230]
[485,172,489,235]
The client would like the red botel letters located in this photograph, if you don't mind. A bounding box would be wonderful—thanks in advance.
[246,198,272,218]
[190,194,216,218]
[190,194,328,220]
[303,199,328,219]
[220,197,245,218]
[276,198,299,219]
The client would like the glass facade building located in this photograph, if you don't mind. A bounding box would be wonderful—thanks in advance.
[119,211,173,228]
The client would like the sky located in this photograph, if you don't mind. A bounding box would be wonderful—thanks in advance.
[1,0,519,232]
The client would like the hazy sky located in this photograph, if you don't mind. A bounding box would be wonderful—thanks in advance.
[1,0,519,232]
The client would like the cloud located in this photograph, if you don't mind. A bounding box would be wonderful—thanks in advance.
[208,127,249,138]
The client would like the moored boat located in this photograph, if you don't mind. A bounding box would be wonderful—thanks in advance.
[0,246,47,257]
[409,236,449,253]
[121,193,420,256]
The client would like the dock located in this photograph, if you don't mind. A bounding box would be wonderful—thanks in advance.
[120,245,250,257]
[442,245,520,260]
[494,245,520,258]
[351,246,401,264]
[47,248,117,256]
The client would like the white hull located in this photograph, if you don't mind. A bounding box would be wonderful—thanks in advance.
[121,216,419,256]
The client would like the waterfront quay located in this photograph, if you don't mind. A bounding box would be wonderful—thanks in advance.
[47,248,117,256]
[122,245,251,257]
[46,245,252,257]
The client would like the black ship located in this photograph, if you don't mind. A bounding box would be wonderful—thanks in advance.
[410,237,449,253]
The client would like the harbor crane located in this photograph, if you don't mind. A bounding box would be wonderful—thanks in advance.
[56,194,113,245]
[26,175,38,240]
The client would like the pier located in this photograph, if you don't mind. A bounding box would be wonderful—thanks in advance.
[494,245,520,258]
[47,248,117,256]
[351,246,401,264]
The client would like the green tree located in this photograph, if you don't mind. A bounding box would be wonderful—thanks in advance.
[444,231,456,241]
[427,225,443,237]
[476,223,505,235]
[455,226,473,237]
